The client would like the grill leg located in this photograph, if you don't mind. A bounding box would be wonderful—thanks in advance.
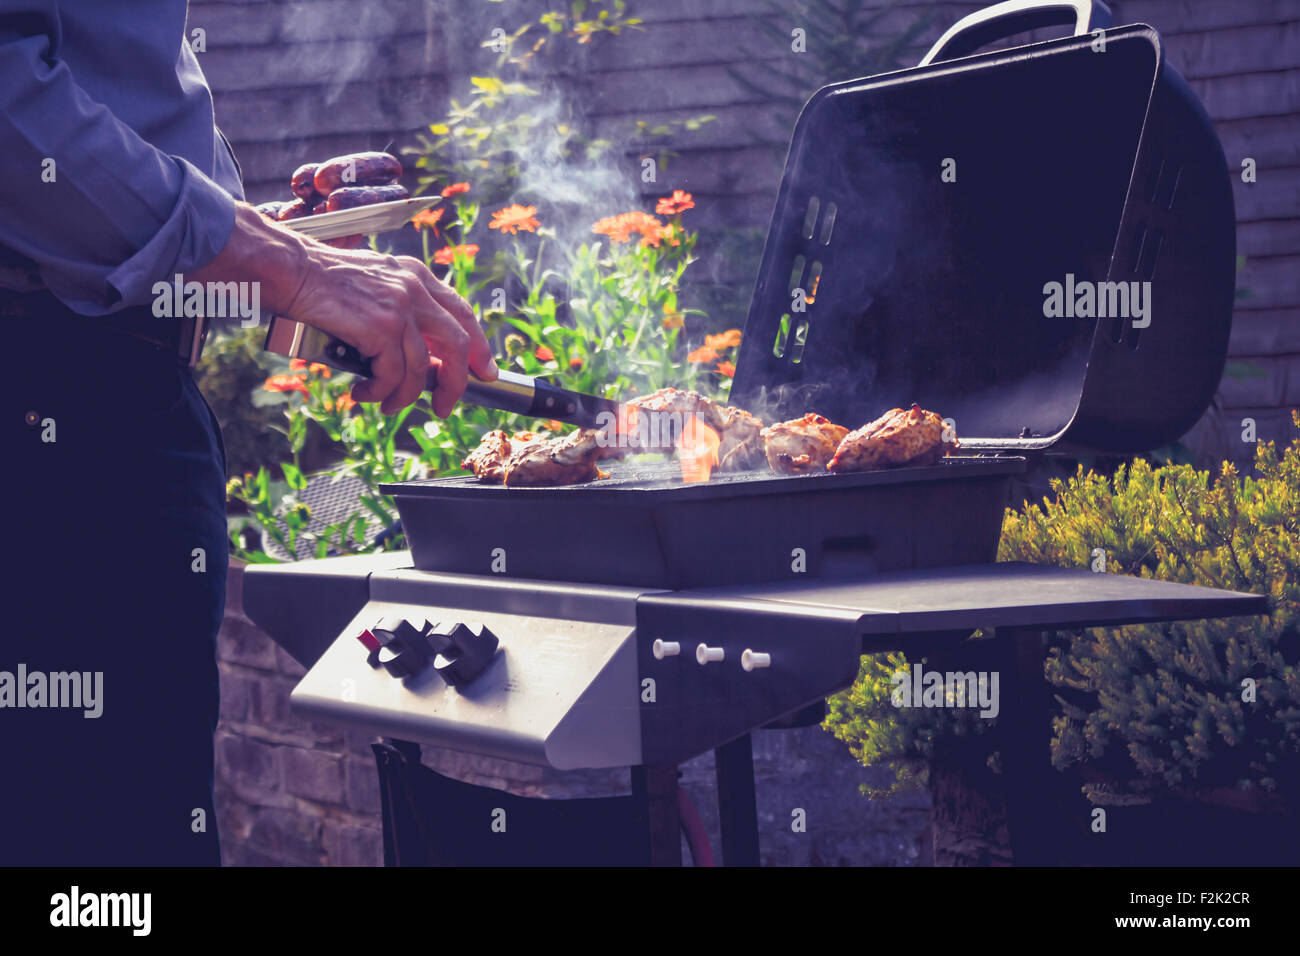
[373,739,429,867]
[715,734,761,866]
[996,628,1061,866]
[632,765,682,866]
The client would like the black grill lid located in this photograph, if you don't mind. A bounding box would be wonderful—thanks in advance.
[732,16,1234,453]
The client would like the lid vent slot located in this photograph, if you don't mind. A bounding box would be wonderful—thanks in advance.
[788,255,806,294]
[772,313,791,358]
[806,261,823,305]
[790,319,810,364]
[1156,164,1181,210]
[1139,229,1163,280]
[1143,158,1165,203]
[1129,222,1148,274]
[818,202,838,245]
[801,196,821,240]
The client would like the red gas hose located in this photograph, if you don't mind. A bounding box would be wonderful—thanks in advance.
[677,783,716,867]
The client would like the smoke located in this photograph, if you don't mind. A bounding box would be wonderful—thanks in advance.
[499,92,642,263]
[287,6,399,109]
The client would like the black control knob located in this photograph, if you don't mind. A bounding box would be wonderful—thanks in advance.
[426,622,500,688]
[372,617,431,679]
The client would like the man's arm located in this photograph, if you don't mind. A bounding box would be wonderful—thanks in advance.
[0,4,234,314]
[0,5,495,413]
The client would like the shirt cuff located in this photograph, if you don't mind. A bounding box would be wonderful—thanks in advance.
[89,157,237,315]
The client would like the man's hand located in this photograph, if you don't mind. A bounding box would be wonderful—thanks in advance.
[192,203,496,416]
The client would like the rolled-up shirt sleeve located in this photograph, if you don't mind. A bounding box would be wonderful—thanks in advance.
[0,4,235,314]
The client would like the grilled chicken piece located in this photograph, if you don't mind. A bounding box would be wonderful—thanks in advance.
[627,387,765,471]
[462,430,544,483]
[503,428,606,487]
[762,413,850,475]
[827,404,952,472]
[714,405,766,471]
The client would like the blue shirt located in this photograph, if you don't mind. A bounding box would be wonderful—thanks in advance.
[0,1,242,314]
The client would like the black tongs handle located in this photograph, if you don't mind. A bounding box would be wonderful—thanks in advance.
[263,315,623,429]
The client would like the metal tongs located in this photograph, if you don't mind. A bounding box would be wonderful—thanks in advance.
[263,315,624,429]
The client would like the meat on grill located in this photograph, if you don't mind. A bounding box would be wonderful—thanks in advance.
[463,429,607,486]
[503,429,606,487]
[626,387,765,471]
[462,430,545,483]
[462,387,767,487]
[827,404,952,472]
[762,413,850,475]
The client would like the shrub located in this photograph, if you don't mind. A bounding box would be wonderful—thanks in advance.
[824,412,1300,804]
[195,324,295,478]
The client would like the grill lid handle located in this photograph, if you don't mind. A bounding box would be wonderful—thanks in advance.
[918,0,1112,66]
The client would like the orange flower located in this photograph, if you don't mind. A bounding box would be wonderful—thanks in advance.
[639,222,668,248]
[592,215,635,243]
[622,211,662,236]
[655,190,695,216]
[264,374,309,395]
[592,211,665,244]
[489,204,541,235]
[715,360,736,378]
[662,313,684,330]
[289,358,307,371]
[410,207,444,234]
[441,182,470,198]
[433,243,479,265]
[535,345,555,361]
[704,329,742,350]
[309,363,331,378]
[545,419,565,431]
[335,393,357,412]
[640,222,681,247]
[687,346,719,364]
[569,356,583,369]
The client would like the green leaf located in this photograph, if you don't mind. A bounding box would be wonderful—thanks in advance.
[280,461,307,492]
[358,494,394,526]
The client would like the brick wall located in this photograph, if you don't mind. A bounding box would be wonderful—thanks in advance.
[217,564,384,865]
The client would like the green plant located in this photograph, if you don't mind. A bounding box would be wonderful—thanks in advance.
[825,413,1300,804]
[407,2,712,205]
[195,324,296,478]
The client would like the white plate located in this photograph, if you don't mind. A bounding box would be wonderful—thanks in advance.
[283,195,439,241]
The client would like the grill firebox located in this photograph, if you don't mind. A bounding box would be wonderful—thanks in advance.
[383,455,1024,589]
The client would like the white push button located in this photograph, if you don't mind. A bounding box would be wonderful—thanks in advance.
[741,649,771,671]
[696,643,724,665]
[652,639,680,660]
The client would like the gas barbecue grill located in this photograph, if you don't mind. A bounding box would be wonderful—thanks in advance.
[243,1,1267,865]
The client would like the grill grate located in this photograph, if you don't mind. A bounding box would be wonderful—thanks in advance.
[383,454,1017,500]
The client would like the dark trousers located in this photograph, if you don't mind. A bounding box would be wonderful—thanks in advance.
[1,309,227,865]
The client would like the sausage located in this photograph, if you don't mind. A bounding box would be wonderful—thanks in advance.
[254,200,288,220]
[312,152,402,196]
[291,163,320,201]
[310,198,329,216]
[324,184,409,212]
[276,198,313,221]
